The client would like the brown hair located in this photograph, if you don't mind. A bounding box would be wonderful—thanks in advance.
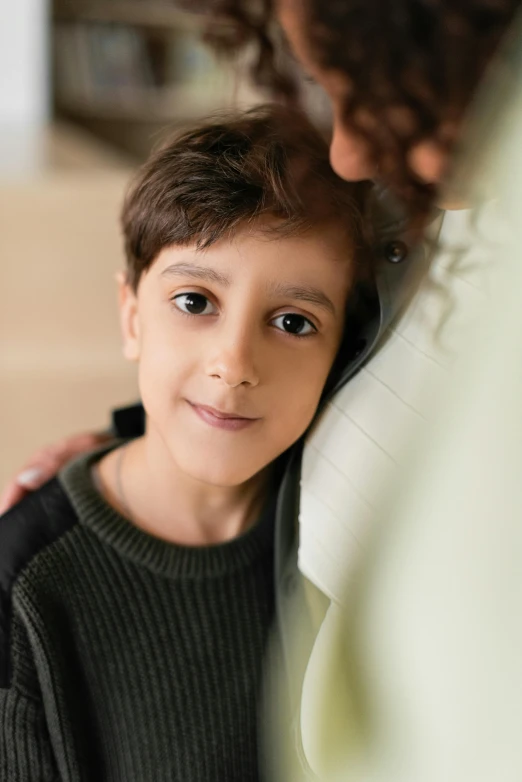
[201,0,520,221]
[121,105,369,290]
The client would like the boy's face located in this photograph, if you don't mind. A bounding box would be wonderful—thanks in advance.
[119,221,352,487]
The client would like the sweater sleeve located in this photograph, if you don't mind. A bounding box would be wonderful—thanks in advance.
[0,614,60,782]
[0,687,60,781]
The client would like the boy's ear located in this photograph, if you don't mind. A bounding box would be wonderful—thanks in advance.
[116,271,140,362]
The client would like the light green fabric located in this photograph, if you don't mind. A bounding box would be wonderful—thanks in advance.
[273,12,522,782]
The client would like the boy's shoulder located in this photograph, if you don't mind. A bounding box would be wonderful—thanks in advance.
[0,479,80,682]
[0,478,79,589]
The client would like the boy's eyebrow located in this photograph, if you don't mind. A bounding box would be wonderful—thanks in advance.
[160,262,230,286]
[268,282,336,315]
[160,262,336,314]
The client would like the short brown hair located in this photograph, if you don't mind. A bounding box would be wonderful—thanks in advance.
[121,105,368,289]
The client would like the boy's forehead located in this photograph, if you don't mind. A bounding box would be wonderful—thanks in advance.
[156,223,351,273]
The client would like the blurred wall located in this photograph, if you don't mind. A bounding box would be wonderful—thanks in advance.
[0,126,138,487]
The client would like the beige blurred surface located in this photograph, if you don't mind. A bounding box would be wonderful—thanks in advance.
[0,123,138,485]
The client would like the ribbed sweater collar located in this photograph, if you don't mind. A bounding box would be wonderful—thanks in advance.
[58,445,275,580]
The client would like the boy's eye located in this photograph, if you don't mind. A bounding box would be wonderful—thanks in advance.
[271,313,316,336]
[173,293,217,316]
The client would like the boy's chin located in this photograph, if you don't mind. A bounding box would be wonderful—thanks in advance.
[178,455,267,489]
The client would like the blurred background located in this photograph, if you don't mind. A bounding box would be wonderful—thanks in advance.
[0,0,330,486]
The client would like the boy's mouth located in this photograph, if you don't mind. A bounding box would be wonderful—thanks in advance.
[187,402,260,432]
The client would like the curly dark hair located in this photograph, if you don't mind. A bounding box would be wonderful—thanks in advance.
[197,0,521,220]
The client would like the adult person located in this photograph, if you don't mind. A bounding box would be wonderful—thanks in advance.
[2,1,522,780]
[2,0,519,505]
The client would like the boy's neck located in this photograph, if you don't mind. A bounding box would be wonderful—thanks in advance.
[97,434,271,547]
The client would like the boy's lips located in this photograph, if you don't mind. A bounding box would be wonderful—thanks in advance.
[187,401,260,431]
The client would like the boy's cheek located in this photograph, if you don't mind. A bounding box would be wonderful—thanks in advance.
[279,394,324,443]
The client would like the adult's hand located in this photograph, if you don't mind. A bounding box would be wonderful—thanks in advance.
[0,431,113,515]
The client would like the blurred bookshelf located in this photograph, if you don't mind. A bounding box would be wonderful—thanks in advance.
[51,1,259,159]
[54,1,205,29]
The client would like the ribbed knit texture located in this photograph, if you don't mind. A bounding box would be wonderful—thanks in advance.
[0,449,276,782]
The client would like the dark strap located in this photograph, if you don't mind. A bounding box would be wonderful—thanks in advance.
[111,403,145,438]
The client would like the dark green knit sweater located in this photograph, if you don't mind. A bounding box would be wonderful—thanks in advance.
[0,448,276,782]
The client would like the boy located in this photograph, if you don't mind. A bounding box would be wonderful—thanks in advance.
[0,105,367,781]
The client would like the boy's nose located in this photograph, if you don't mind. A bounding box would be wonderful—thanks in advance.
[205,328,260,388]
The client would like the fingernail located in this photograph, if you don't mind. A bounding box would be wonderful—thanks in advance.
[17,467,46,488]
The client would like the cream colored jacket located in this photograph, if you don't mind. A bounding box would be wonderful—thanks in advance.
[273,17,522,782]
